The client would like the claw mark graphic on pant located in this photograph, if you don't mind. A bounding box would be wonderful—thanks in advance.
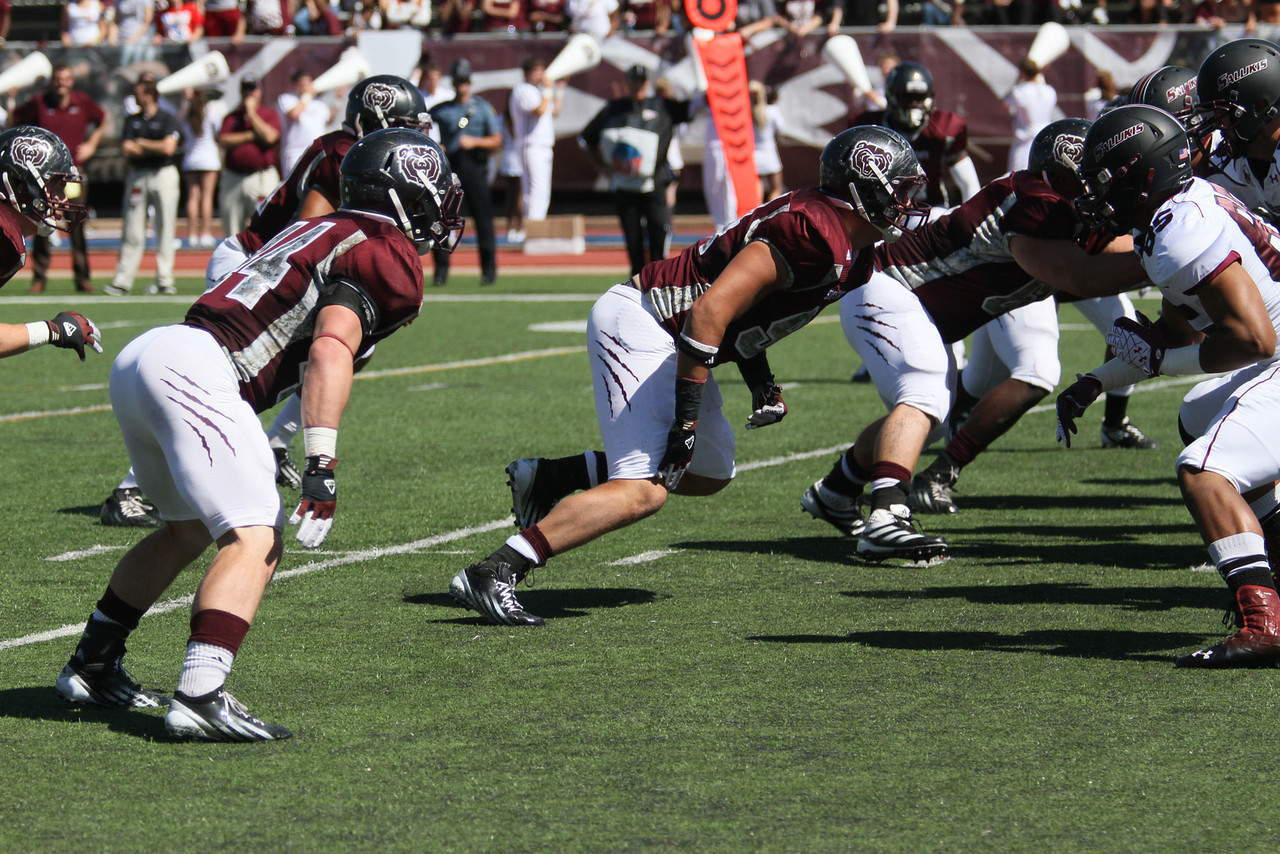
[181,417,217,466]
[855,321,903,369]
[596,332,640,416]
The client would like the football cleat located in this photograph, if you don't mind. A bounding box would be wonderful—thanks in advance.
[800,479,865,537]
[908,463,960,515]
[1100,418,1158,449]
[274,447,302,491]
[850,364,871,384]
[100,487,162,528]
[507,458,560,529]
[56,657,168,709]
[450,557,544,626]
[857,504,949,562]
[1175,630,1280,669]
[165,689,293,742]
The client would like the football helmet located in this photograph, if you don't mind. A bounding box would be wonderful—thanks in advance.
[0,126,86,237]
[884,62,935,139]
[344,75,432,138]
[1076,105,1193,234]
[1028,118,1091,198]
[339,127,465,254]
[1127,65,1200,125]
[1196,38,1280,146]
[820,126,929,242]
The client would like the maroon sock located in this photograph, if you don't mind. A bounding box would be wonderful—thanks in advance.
[189,609,251,656]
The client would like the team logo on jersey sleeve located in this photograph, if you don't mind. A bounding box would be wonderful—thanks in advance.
[362,82,399,114]
[849,141,892,179]
[11,135,52,171]
[395,145,443,188]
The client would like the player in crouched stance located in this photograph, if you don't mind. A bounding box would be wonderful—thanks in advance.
[0,127,101,361]
[54,128,463,738]
[1057,105,1280,667]
[451,127,928,626]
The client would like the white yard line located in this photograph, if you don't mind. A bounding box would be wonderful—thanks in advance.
[609,550,682,566]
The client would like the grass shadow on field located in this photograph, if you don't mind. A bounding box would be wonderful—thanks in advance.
[840,582,1219,614]
[55,503,107,520]
[944,494,1185,513]
[406,587,663,623]
[0,687,169,740]
[748,628,1208,661]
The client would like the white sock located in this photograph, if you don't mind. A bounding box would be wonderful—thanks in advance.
[506,533,542,565]
[1208,532,1268,581]
[1249,483,1280,530]
[176,641,234,699]
[268,395,303,450]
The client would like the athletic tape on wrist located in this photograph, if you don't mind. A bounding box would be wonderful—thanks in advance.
[303,426,339,460]
[1159,345,1201,377]
[677,333,719,367]
[25,321,51,350]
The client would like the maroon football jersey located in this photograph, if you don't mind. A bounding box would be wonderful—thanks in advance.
[875,170,1079,343]
[637,188,873,363]
[187,211,424,412]
[850,108,969,207]
[238,129,355,255]
[0,204,26,285]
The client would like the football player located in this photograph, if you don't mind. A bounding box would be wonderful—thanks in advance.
[800,120,1147,562]
[0,127,101,361]
[449,126,929,626]
[55,128,464,740]
[99,76,432,529]
[1057,105,1280,667]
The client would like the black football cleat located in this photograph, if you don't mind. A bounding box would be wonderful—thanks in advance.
[450,557,544,626]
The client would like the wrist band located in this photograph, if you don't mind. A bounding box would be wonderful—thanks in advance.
[677,333,719,367]
[1160,345,1202,377]
[303,426,339,460]
[26,321,51,350]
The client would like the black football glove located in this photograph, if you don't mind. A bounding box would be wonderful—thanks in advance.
[1055,374,1103,448]
[289,455,337,548]
[746,382,787,429]
[657,377,704,491]
[47,311,103,361]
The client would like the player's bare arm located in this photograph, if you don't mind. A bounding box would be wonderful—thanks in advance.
[1196,261,1278,371]
[300,304,363,431]
[1008,233,1147,298]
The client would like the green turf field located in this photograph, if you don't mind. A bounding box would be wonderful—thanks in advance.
[0,275,1272,853]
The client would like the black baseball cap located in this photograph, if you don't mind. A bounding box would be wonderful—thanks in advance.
[240,76,260,92]
[451,58,472,82]
[626,64,649,83]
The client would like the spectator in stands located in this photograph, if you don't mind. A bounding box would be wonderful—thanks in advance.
[385,0,435,28]
[106,74,183,297]
[775,0,824,38]
[1004,58,1057,172]
[823,0,844,34]
[624,0,672,32]
[734,0,779,37]
[179,88,227,249]
[63,0,110,46]
[217,77,281,239]
[750,81,786,202]
[438,0,477,33]
[499,111,524,244]
[155,0,205,43]
[509,56,563,233]
[10,62,105,294]
[0,0,9,47]
[566,0,619,37]
[277,69,333,174]
[109,0,155,56]
[1085,69,1119,121]
[238,0,296,41]
[295,0,346,33]
[204,0,244,37]
[478,0,528,31]
[1137,0,1182,24]
[527,0,567,31]
[414,58,455,113]
[429,58,501,285]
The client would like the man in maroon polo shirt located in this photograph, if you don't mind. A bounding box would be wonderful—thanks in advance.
[216,77,281,240]
[11,62,105,293]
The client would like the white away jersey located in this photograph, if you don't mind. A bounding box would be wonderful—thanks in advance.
[1137,177,1280,345]
[1206,137,1280,221]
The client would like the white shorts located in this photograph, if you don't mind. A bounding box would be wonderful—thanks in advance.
[206,235,250,292]
[110,325,285,539]
[588,284,736,482]
[1178,360,1280,492]
[840,271,955,428]
[962,296,1061,397]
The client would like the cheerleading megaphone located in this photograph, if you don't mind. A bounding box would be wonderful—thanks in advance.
[545,34,602,83]
[0,52,53,93]
[1027,21,1070,72]
[314,47,371,94]
[822,35,873,97]
[157,50,230,94]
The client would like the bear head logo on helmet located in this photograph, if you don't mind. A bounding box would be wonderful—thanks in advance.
[820,126,929,243]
